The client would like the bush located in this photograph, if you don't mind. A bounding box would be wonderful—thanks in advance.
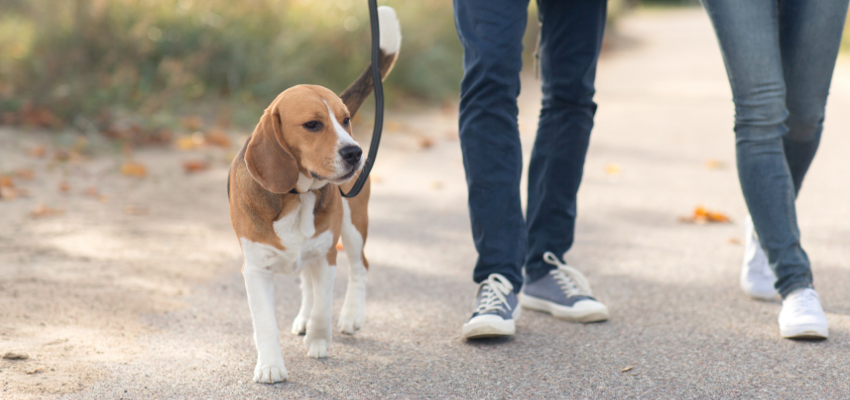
[0,0,466,129]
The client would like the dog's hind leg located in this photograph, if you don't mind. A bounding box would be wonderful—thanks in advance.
[242,254,287,383]
[338,182,370,334]
[291,268,313,335]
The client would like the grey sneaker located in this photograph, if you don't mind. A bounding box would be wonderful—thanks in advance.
[519,252,609,322]
[462,274,521,339]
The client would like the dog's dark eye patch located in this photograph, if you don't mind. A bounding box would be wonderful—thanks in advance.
[303,121,323,131]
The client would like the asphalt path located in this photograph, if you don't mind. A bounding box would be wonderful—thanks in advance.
[6,8,850,399]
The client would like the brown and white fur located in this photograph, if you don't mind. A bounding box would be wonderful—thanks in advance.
[227,6,400,384]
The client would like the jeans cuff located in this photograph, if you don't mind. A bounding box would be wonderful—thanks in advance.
[779,282,814,300]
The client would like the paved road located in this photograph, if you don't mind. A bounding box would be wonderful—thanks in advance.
[5,8,850,399]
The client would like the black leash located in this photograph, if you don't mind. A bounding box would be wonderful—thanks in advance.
[340,0,383,198]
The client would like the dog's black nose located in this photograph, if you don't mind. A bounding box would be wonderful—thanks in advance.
[339,146,362,166]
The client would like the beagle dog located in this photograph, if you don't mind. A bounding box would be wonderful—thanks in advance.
[227,7,400,383]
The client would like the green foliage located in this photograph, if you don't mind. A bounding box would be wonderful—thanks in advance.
[0,0,466,127]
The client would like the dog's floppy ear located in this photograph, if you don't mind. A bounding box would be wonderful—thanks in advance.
[244,105,299,194]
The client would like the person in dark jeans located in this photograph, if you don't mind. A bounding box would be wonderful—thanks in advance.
[701,0,849,339]
[453,0,610,339]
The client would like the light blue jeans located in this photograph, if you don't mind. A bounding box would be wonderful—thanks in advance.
[701,0,849,298]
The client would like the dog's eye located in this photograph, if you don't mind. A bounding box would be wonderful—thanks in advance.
[343,117,351,126]
[303,121,322,131]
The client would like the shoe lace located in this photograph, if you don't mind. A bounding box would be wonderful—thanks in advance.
[788,289,820,314]
[474,274,514,314]
[543,251,593,297]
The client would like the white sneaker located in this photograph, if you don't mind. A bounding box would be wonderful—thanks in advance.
[778,288,828,339]
[740,215,779,300]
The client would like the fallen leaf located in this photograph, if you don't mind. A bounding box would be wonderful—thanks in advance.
[605,163,622,176]
[204,129,231,148]
[621,366,634,372]
[2,352,28,360]
[120,162,147,178]
[728,237,743,245]
[30,204,64,218]
[0,175,14,188]
[336,241,345,251]
[176,136,198,151]
[419,137,435,149]
[679,206,732,224]
[0,187,17,200]
[26,368,42,375]
[705,159,727,170]
[58,181,70,193]
[182,160,209,173]
[181,116,203,131]
[385,120,403,131]
[53,149,70,162]
[14,169,34,180]
[28,145,46,158]
[124,206,149,215]
[84,186,99,197]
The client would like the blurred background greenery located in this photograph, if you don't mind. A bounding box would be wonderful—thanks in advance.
[0,0,847,138]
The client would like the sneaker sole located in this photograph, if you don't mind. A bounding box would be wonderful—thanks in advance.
[781,324,828,339]
[461,308,521,340]
[519,293,609,323]
[461,320,515,339]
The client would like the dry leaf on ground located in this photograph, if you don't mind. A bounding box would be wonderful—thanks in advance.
[336,241,345,251]
[59,181,70,193]
[728,237,743,245]
[120,162,147,177]
[0,175,14,188]
[182,160,209,173]
[124,206,149,216]
[621,366,634,372]
[419,137,435,149]
[30,204,64,218]
[14,169,35,180]
[28,145,46,158]
[679,206,732,224]
[181,116,203,131]
[605,163,622,176]
[705,159,727,170]
[204,129,231,148]
[0,187,17,200]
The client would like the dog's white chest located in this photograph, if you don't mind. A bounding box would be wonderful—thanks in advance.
[240,192,332,275]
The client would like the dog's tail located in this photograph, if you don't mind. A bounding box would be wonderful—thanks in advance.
[339,6,401,117]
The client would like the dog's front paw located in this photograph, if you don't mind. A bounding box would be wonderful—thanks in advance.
[306,338,328,358]
[338,302,365,335]
[291,315,308,335]
[253,361,288,384]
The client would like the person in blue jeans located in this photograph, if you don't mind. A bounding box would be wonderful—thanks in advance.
[701,0,849,339]
[453,0,610,339]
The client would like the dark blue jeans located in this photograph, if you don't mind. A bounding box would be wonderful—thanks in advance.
[453,0,607,291]
[701,0,849,298]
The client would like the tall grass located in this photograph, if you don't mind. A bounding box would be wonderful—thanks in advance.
[0,0,466,129]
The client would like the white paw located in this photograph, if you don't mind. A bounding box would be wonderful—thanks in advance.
[338,303,365,335]
[253,361,288,384]
[291,315,308,335]
[306,338,328,358]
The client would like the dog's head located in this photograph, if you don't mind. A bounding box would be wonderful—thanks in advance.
[244,85,364,194]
